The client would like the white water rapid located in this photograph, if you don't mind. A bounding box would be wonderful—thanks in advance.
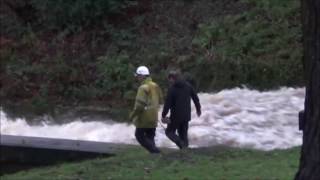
[0,87,305,151]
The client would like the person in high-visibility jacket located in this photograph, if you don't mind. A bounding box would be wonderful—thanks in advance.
[130,66,163,153]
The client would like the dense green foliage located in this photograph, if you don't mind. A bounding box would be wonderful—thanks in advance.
[1,146,300,180]
[191,0,302,90]
[31,0,134,31]
[1,0,135,35]
[0,0,303,108]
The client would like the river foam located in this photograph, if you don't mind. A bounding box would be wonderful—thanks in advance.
[0,87,305,151]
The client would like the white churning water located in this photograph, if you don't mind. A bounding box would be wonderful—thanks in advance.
[1,87,305,151]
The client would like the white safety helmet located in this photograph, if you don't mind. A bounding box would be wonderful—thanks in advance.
[135,66,150,76]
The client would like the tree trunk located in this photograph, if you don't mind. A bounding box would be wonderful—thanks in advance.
[295,0,320,179]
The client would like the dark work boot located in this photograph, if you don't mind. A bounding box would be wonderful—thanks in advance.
[179,141,188,150]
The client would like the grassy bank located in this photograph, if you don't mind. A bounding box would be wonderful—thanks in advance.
[0,0,303,110]
[1,146,300,180]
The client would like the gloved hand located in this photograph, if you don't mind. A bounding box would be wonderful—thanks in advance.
[161,117,171,124]
[129,112,134,122]
[196,109,201,117]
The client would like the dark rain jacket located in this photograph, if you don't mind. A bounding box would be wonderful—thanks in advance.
[161,80,201,124]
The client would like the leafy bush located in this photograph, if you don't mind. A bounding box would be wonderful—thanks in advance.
[1,0,137,35]
[96,53,135,98]
[35,0,134,28]
[190,0,303,90]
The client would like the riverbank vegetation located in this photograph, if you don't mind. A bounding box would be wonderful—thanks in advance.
[1,146,300,179]
[0,0,303,113]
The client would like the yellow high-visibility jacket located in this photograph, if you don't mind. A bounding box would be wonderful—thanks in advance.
[130,77,163,128]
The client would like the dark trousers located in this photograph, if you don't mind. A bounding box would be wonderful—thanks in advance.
[165,121,189,149]
[135,128,160,153]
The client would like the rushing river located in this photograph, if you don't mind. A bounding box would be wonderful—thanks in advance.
[0,87,305,151]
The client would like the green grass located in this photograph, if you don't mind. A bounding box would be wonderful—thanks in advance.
[1,146,300,180]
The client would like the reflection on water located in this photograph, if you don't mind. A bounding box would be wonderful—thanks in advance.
[1,87,305,151]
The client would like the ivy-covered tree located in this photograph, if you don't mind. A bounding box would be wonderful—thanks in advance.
[295,0,320,179]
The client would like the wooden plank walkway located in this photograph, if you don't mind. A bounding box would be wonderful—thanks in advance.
[0,134,136,172]
[0,134,130,154]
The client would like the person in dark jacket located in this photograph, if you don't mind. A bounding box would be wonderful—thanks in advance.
[161,71,201,149]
